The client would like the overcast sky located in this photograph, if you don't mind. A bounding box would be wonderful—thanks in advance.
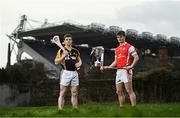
[0,0,180,68]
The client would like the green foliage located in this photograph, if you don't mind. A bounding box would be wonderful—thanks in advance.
[0,60,47,84]
[134,68,180,102]
[134,68,180,80]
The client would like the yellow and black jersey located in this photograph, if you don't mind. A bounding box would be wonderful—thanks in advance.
[55,47,80,71]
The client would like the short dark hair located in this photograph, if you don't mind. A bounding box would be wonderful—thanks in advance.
[116,31,126,36]
[64,34,72,39]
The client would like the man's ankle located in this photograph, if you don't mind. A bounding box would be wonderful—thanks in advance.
[120,105,124,108]
[132,105,136,108]
[58,107,63,111]
[73,106,78,109]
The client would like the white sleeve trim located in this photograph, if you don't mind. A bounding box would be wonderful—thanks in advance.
[129,46,137,56]
[129,46,135,53]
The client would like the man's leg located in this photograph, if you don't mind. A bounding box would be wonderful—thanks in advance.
[124,81,136,107]
[58,85,67,110]
[71,86,78,109]
[116,83,125,107]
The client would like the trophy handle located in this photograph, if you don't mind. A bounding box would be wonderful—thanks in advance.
[100,47,104,71]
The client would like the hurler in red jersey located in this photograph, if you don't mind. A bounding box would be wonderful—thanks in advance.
[104,31,139,107]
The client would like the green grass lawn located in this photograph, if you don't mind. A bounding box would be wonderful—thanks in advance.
[0,103,180,117]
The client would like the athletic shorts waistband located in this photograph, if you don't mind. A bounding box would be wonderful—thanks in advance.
[62,69,77,72]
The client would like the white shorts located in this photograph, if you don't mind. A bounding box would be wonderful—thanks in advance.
[60,70,79,86]
[116,69,133,84]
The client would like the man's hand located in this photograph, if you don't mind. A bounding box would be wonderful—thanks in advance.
[124,65,133,70]
[75,63,81,68]
[103,66,110,69]
[62,50,68,58]
[75,62,82,70]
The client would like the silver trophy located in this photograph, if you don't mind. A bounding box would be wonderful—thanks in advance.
[93,46,104,68]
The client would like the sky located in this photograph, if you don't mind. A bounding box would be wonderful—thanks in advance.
[0,0,180,68]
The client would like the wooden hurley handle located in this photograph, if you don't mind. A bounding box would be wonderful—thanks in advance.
[51,35,65,51]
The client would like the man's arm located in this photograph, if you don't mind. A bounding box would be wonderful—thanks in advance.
[75,57,82,68]
[125,46,139,69]
[130,53,139,68]
[126,53,139,70]
[75,51,82,69]
[75,51,82,70]
[54,50,68,65]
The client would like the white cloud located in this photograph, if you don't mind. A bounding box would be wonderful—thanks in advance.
[0,0,180,67]
[116,0,180,36]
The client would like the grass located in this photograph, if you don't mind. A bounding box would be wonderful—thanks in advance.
[0,102,180,117]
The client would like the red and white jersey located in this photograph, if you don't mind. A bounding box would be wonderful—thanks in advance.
[115,42,137,68]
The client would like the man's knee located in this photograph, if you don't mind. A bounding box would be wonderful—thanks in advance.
[116,89,123,96]
[71,89,78,97]
[60,88,66,97]
[126,89,134,95]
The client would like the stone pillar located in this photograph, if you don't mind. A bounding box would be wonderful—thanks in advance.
[158,46,168,67]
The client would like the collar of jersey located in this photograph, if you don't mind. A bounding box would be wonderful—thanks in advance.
[119,42,127,47]
[64,47,72,51]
